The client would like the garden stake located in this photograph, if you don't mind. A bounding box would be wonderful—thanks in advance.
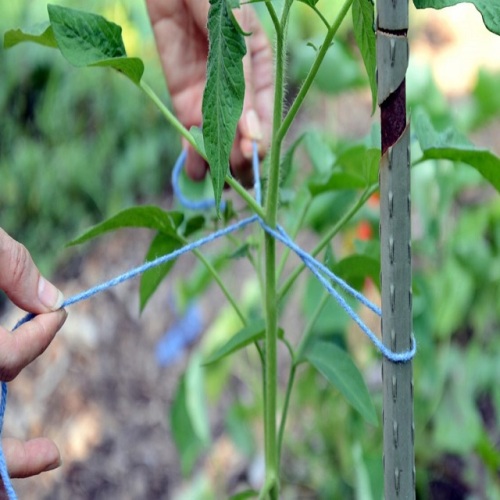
[377,0,415,498]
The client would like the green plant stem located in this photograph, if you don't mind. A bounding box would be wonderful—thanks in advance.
[277,363,296,464]
[261,1,294,496]
[140,80,196,149]
[278,184,377,302]
[226,177,267,220]
[188,246,246,326]
[140,80,267,220]
[277,291,329,467]
[277,0,354,144]
[312,5,331,29]
[264,0,281,36]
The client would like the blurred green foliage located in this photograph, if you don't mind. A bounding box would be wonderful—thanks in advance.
[1,1,179,273]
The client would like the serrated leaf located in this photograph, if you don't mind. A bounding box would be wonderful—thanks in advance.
[68,206,183,246]
[202,0,246,212]
[204,320,266,365]
[47,4,144,84]
[352,0,377,114]
[414,109,500,192]
[413,0,500,35]
[140,232,183,311]
[3,22,57,49]
[305,341,378,425]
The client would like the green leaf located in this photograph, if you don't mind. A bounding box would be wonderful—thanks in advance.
[280,132,306,187]
[186,352,211,445]
[68,206,183,246]
[305,340,378,425]
[3,22,57,49]
[229,491,258,500]
[204,320,266,365]
[333,254,380,291]
[413,0,500,35]
[189,126,206,157]
[304,130,335,175]
[308,145,379,194]
[139,232,183,311]
[298,0,320,7]
[202,0,246,212]
[170,375,207,475]
[414,109,500,193]
[47,4,144,84]
[352,0,377,114]
[183,215,206,238]
[308,169,367,194]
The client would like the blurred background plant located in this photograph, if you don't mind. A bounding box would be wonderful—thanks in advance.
[2,1,500,498]
[1,0,179,274]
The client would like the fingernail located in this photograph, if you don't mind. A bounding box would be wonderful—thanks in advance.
[38,277,64,311]
[44,456,62,472]
[241,140,253,159]
[245,109,262,141]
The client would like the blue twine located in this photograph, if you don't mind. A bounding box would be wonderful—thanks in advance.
[171,148,226,212]
[0,141,415,499]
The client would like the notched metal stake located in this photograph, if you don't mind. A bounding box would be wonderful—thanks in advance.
[377,1,414,498]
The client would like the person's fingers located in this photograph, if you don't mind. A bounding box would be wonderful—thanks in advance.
[0,229,64,314]
[0,310,66,382]
[183,139,208,181]
[3,437,61,479]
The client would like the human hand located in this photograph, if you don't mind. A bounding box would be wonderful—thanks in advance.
[146,0,274,186]
[0,228,66,481]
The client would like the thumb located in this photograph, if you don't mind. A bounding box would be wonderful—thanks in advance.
[0,229,64,314]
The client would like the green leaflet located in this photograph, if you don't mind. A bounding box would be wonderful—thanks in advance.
[352,0,377,114]
[413,0,500,35]
[305,340,378,425]
[333,254,381,291]
[414,109,500,193]
[203,320,266,365]
[170,372,208,475]
[139,232,183,311]
[4,5,144,84]
[308,145,379,194]
[68,206,183,246]
[297,0,320,6]
[3,22,57,48]
[202,0,246,213]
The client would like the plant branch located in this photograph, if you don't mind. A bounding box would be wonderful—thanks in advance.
[188,246,246,326]
[278,184,377,302]
[277,290,328,466]
[264,0,281,36]
[140,80,196,149]
[277,0,354,143]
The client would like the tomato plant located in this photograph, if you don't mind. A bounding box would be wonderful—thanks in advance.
[4,1,500,498]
